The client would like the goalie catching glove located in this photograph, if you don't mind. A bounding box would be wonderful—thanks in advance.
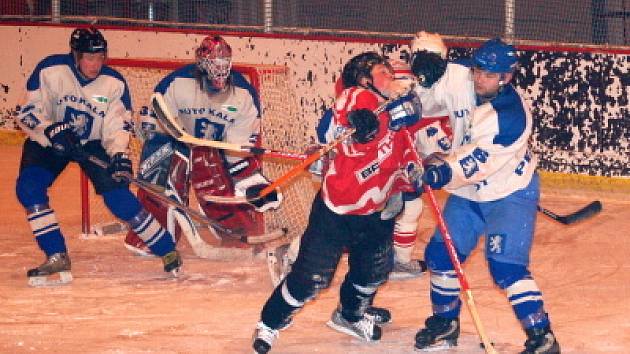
[234,173,283,212]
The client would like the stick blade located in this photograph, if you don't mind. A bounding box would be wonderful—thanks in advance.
[150,93,184,139]
[561,200,602,224]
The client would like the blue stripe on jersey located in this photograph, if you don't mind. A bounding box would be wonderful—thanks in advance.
[491,85,527,147]
[316,108,334,143]
[231,70,261,118]
[26,54,72,91]
[154,64,197,94]
[101,66,133,110]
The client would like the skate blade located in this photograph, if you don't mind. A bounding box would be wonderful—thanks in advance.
[325,320,377,342]
[388,271,425,281]
[414,340,457,352]
[28,271,73,287]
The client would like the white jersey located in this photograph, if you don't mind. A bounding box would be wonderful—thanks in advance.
[17,54,132,157]
[442,84,537,202]
[146,64,261,164]
[414,61,476,150]
[413,61,536,201]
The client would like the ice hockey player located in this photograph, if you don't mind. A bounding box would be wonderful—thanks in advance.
[123,35,282,257]
[410,34,560,354]
[15,27,181,286]
[251,51,422,353]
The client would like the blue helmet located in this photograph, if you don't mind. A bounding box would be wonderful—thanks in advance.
[472,38,518,73]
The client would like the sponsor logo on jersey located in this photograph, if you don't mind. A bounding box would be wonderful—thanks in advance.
[58,95,106,118]
[355,134,394,183]
[92,95,109,103]
[222,104,238,112]
[179,107,235,123]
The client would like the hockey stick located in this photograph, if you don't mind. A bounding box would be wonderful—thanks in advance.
[150,93,307,161]
[254,84,420,200]
[85,155,285,244]
[537,201,602,225]
[402,130,497,354]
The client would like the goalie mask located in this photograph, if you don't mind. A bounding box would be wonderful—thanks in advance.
[70,27,107,54]
[196,36,233,93]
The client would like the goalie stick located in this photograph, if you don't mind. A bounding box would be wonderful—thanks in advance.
[537,201,602,225]
[150,93,307,161]
[85,155,285,244]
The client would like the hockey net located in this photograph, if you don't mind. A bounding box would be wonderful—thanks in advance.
[80,58,317,244]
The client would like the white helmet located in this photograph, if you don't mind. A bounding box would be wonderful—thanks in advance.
[410,31,448,59]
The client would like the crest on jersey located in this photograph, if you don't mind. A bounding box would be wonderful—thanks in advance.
[194,118,225,141]
[487,233,506,255]
[20,112,40,129]
[64,107,94,139]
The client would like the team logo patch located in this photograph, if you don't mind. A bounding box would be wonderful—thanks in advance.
[64,107,94,139]
[92,95,109,104]
[487,233,505,255]
[20,112,40,129]
[194,118,225,140]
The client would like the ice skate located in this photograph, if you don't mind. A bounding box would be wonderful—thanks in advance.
[326,307,382,342]
[365,306,392,325]
[252,321,279,354]
[162,250,182,276]
[389,259,428,280]
[27,252,72,287]
[266,243,292,287]
[414,315,459,351]
[124,233,154,257]
[521,326,560,354]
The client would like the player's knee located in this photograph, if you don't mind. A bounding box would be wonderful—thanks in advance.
[15,167,53,207]
[488,258,529,289]
[285,266,334,301]
[425,236,467,272]
[103,188,142,221]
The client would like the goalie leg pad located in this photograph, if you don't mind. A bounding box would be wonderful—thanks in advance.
[191,147,262,236]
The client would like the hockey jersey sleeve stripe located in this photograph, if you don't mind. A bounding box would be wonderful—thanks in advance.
[491,86,527,147]
[231,70,261,118]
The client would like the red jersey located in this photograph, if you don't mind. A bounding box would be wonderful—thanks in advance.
[321,87,416,215]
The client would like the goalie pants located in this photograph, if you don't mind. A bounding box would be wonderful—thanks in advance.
[260,192,395,329]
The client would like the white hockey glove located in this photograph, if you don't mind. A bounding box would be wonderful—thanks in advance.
[234,173,283,212]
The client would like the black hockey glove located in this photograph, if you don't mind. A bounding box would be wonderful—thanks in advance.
[43,122,81,158]
[410,50,447,88]
[348,109,379,144]
[235,173,283,212]
[108,152,133,183]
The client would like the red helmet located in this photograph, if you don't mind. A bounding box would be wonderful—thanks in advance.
[195,36,232,92]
